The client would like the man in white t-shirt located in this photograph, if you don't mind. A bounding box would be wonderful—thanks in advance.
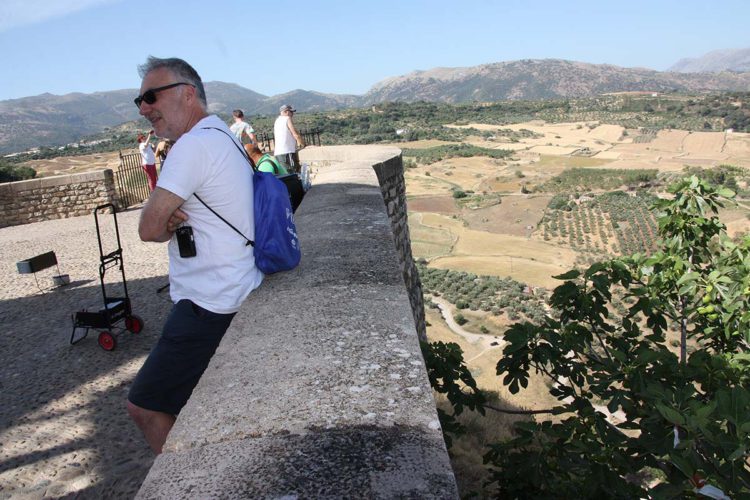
[229,109,256,154]
[127,56,263,454]
[273,104,305,173]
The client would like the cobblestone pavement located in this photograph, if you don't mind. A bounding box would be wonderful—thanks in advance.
[0,208,174,499]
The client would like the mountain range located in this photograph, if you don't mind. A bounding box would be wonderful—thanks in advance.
[2,54,750,155]
[669,48,750,73]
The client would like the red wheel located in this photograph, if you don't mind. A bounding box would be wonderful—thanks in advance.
[98,331,116,351]
[125,315,144,334]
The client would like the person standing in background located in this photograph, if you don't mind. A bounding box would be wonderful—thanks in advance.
[230,109,257,156]
[154,138,173,168]
[273,104,305,173]
[138,130,158,191]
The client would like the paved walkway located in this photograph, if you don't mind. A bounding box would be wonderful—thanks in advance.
[0,208,173,499]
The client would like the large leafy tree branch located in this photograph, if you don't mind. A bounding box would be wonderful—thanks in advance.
[427,176,750,498]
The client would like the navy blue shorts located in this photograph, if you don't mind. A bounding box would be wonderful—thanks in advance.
[128,299,236,415]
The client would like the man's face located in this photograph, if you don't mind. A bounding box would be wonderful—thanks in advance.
[137,68,192,141]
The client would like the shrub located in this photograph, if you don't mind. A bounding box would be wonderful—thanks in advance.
[0,162,36,183]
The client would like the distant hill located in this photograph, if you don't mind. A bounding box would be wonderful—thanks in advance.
[2,58,750,155]
[0,82,359,154]
[669,48,750,73]
[254,90,360,116]
[0,89,140,155]
[202,81,268,115]
[361,59,750,104]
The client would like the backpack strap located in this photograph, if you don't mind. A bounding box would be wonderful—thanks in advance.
[202,126,257,171]
[193,126,256,246]
[194,193,253,247]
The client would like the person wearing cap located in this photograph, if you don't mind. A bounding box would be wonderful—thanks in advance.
[229,109,257,151]
[273,104,305,173]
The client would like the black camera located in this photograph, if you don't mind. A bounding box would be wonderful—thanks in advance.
[176,226,196,258]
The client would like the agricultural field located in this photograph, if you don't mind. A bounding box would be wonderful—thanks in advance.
[404,118,750,377]
[405,120,750,288]
[13,149,130,177]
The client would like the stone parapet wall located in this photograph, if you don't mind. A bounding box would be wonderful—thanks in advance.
[372,153,428,342]
[0,170,118,228]
[136,145,455,498]
[300,145,427,341]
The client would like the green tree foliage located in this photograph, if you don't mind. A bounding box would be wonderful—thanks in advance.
[402,143,512,165]
[418,265,548,323]
[422,341,485,447]
[428,176,750,498]
[540,167,659,192]
[683,164,747,194]
[0,160,36,183]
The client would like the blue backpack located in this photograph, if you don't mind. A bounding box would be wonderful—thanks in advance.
[196,127,301,274]
[249,169,301,273]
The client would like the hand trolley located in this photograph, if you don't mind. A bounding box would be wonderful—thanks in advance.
[71,203,144,351]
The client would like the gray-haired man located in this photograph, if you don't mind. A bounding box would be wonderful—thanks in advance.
[128,56,263,454]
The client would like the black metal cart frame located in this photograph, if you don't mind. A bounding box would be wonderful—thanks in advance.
[71,203,143,350]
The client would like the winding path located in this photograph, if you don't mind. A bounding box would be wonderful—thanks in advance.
[429,296,506,362]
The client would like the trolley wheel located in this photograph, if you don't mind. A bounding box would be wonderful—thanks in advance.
[125,315,144,334]
[98,331,116,351]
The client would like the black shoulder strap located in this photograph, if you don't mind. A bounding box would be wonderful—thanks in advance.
[192,126,256,246]
[202,126,257,171]
[194,194,253,247]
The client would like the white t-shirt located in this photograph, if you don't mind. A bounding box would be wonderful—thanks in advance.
[274,115,297,155]
[139,142,156,165]
[156,115,263,314]
[230,120,255,144]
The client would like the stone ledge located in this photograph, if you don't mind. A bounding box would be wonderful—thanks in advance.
[136,146,455,498]
[138,426,457,499]
[0,169,111,193]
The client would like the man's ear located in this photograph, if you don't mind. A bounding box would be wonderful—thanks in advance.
[183,84,197,104]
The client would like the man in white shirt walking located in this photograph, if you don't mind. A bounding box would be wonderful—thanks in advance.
[273,104,305,173]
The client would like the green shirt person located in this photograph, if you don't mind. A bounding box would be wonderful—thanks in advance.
[256,153,288,175]
[247,145,288,175]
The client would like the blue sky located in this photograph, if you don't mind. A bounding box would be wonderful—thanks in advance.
[0,0,748,101]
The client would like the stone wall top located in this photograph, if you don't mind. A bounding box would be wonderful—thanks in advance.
[0,170,111,194]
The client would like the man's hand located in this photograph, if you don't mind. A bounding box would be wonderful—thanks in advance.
[167,208,188,233]
[139,187,187,242]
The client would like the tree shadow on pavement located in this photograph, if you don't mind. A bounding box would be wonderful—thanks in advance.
[0,274,173,499]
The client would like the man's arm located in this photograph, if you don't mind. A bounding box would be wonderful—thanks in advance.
[287,119,305,149]
[243,124,257,145]
[139,187,188,242]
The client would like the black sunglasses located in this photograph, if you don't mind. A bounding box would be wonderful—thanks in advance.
[134,82,194,108]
